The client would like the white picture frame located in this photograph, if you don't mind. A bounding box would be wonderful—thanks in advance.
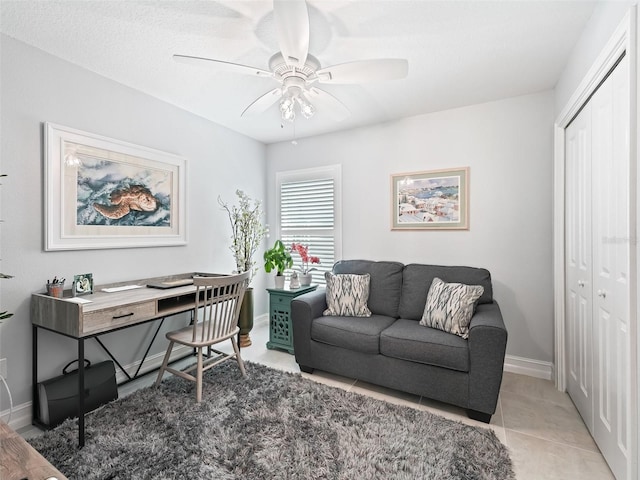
[44,122,187,251]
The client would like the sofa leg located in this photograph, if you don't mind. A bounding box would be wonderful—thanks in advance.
[299,364,314,374]
[467,409,492,423]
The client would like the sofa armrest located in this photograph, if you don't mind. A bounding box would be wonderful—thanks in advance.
[467,301,508,414]
[291,289,327,369]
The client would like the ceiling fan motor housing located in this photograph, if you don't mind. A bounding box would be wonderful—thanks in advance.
[270,52,320,97]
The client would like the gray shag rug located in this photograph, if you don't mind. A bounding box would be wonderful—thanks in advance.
[30,361,515,479]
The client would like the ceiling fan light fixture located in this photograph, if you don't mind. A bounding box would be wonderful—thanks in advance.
[280,95,294,113]
[282,107,296,122]
[280,96,296,122]
[279,94,296,121]
[297,96,315,119]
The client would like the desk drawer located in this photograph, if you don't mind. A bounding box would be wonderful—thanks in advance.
[83,302,156,334]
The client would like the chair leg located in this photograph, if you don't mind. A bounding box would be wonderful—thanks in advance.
[231,337,247,378]
[155,340,174,386]
[196,347,203,403]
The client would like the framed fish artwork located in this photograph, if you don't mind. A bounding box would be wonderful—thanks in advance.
[44,123,187,250]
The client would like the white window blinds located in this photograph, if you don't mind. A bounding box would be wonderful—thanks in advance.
[277,166,341,286]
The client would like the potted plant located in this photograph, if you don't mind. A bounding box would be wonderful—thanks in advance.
[291,243,320,286]
[264,240,293,289]
[219,190,267,346]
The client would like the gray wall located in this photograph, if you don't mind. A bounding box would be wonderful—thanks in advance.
[0,36,268,415]
[266,91,555,366]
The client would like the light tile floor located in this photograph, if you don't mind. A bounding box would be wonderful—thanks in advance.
[21,320,615,479]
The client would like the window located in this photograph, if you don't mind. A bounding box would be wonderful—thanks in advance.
[276,165,342,286]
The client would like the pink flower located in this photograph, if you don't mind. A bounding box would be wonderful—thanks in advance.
[291,243,320,274]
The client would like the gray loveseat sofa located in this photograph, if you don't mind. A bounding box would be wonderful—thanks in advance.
[291,260,508,423]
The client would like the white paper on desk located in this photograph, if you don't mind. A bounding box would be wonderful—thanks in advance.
[64,297,92,304]
[101,285,144,293]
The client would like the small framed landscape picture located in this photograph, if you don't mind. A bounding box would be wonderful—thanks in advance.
[391,167,469,230]
[73,273,94,296]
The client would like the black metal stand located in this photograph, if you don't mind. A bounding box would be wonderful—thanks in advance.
[32,313,196,447]
[93,317,167,383]
[78,338,85,448]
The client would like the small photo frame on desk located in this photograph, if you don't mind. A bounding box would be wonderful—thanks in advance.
[73,273,94,296]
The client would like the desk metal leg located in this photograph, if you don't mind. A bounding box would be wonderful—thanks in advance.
[32,325,38,424]
[92,318,168,382]
[78,338,85,448]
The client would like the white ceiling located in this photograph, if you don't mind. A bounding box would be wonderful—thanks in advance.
[1,1,597,144]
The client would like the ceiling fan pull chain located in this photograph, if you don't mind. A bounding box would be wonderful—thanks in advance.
[291,120,298,146]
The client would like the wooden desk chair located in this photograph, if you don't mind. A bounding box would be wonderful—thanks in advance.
[155,272,250,402]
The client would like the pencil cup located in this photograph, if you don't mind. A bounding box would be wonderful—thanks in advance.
[47,283,64,298]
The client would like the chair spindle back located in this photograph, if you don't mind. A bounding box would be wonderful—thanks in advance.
[192,272,250,343]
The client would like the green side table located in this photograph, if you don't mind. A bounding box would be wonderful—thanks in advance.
[266,284,318,354]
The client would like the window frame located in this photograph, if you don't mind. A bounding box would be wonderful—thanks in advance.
[275,165,342,285]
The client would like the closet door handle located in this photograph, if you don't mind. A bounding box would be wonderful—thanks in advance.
[597,289,607,298]
[578,280,585,287]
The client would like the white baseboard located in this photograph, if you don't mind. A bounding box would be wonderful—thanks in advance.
[2,401,33,431]
[504,354,554,381]
[253,313,268,327]
[114,344,193,384]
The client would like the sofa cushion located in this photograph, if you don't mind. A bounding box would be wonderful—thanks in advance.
[398,264,493,320]
[311,315,397,354]
[380,319,469,372]
[420,277,484,339]
[333,260,404,318]
[323,272,372,317]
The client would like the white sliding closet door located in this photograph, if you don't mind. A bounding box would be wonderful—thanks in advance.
[591,54,630,480]
[565,99,594,431]
[565,54,631,480]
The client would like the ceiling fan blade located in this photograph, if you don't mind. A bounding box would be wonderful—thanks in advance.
[241,88,282,117]
[274,0,309,68]
[316,59,408,84]
[306,88,350,122]
[173,54,273,78]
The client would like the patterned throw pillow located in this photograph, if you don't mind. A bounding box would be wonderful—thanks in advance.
[420,277,484,339]
[323,272,372,317]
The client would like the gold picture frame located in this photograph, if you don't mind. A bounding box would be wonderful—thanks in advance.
[391,167,469,230]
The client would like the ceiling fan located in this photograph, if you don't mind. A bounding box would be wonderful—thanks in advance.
[174,0,408,123]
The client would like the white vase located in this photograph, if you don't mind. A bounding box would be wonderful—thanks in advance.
[274,274,285,289]
[300,273,312,286]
